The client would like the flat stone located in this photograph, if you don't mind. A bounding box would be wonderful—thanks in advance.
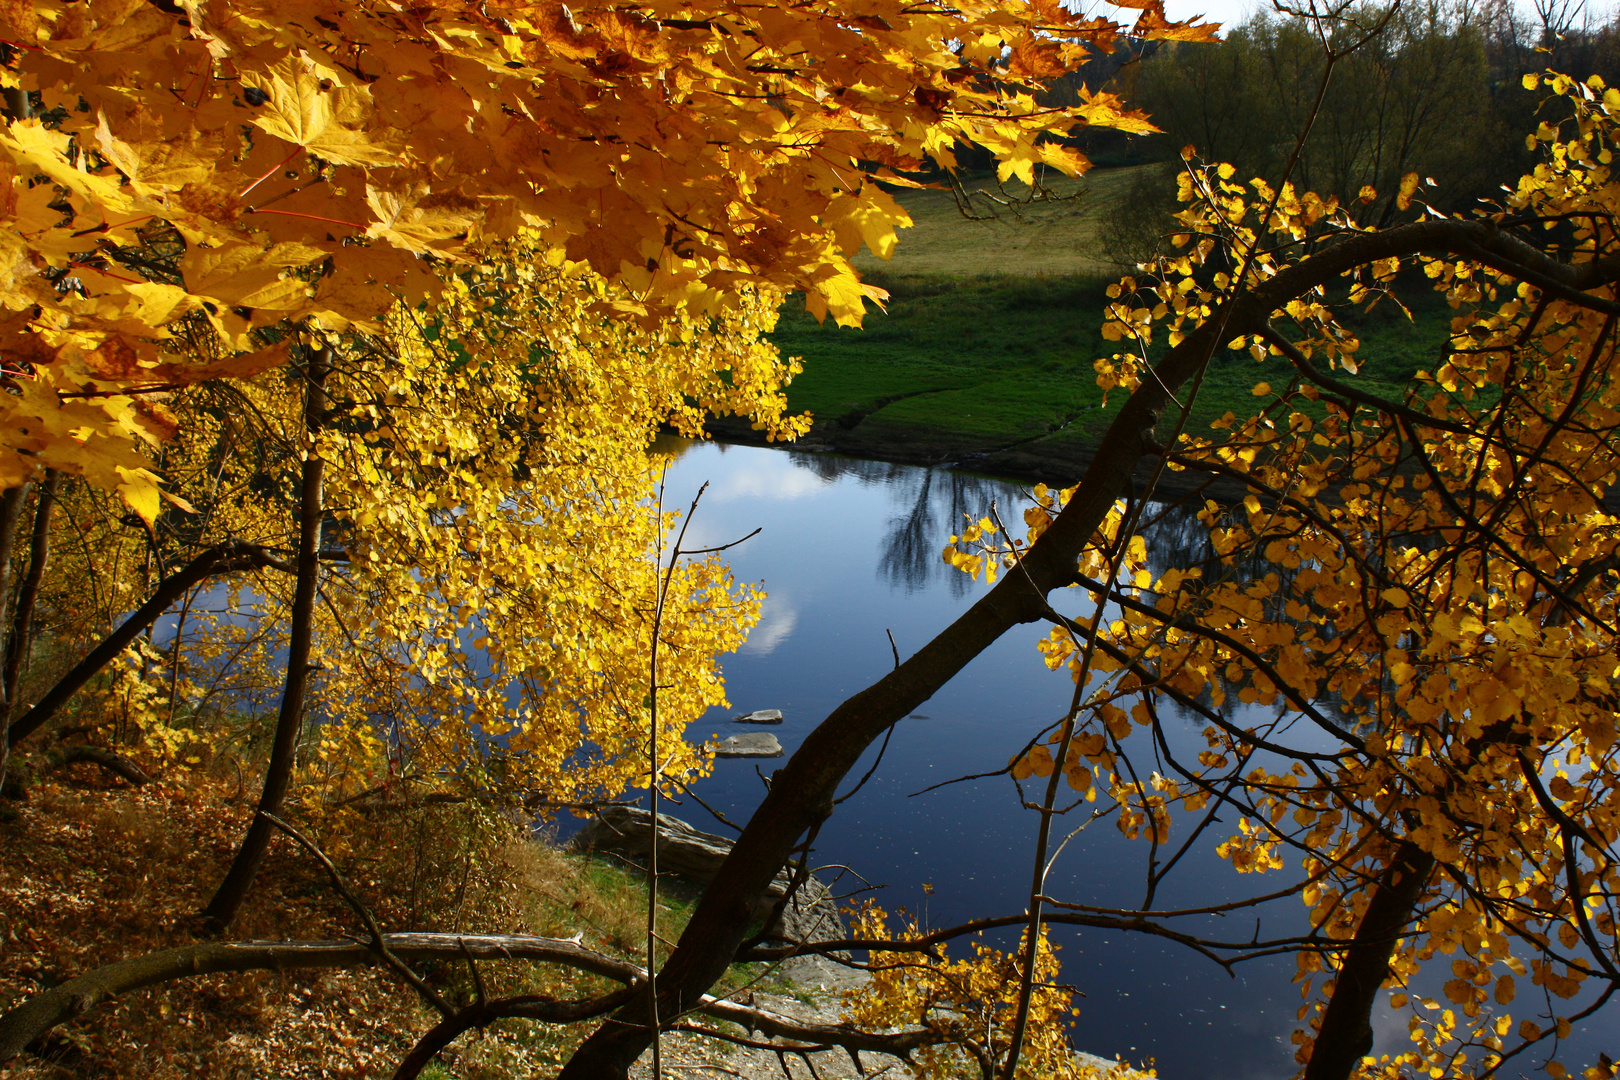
[571,807,736,883]
[735,708,783,724]
[569,807,851,982]
[710,732,783,758]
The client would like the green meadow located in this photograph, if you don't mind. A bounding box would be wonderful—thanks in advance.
[767,167,1455,471]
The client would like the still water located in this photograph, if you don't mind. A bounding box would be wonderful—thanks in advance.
[635,438,1612,1080]
[650,438,1307,1080]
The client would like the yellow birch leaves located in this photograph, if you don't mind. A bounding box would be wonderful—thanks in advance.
[941,70,1620,1080]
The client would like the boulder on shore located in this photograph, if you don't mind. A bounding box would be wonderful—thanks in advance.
[569,807,850,984]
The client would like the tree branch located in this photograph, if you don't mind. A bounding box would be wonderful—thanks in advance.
[0,933,644,1063]
[393,986,639,1080]
[43,744,150,786]
[5,540,294,747]
[0,932,942,1068]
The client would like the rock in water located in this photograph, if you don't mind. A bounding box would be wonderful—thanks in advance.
[735,708,783,724]
[710,732,783,757]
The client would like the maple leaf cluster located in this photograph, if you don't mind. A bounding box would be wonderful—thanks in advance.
[0,0,1213,515]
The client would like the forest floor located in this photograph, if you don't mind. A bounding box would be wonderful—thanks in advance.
[748,167,1457,494]
[0,767,848,1080]
[1,767,1147,1080]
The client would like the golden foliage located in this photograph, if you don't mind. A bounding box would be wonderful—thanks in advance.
[0,0,1213,513]
[842,902,1146,1080]
[80,245,793,812]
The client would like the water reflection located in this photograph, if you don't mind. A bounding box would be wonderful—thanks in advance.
[741,595,797,654]
[779,450,1028,596]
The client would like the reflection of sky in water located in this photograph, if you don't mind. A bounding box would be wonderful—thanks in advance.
[638,439,1611,1080]
[739,594,796,655]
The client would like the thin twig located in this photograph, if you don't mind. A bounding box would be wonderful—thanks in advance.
[258,812,453,1018]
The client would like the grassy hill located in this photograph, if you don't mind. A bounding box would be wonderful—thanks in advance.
[763,166,1455,481]
[843,164,1155,279]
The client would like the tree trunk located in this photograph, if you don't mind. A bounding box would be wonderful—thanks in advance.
[1,471,59,791]
[201,350,330,931]
[1304,840,1435,1080]
[0,484,31,680]
[4,471,58,710]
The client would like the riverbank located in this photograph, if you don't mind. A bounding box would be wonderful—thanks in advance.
[706,408,1230,501]
[750,268,1454,502]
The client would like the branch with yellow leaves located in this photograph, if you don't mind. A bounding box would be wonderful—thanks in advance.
[4,539,296,749]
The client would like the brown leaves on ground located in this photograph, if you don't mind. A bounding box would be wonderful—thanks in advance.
[0,772,663,1079]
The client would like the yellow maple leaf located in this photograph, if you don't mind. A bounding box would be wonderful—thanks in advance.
[0,119,133,215]
[824,184,910,261]
[365,184,481,256]
[240,56,404,167]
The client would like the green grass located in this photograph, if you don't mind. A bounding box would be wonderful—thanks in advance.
[769,167,1458,457]
[846,164,1164,278]
[773,274,1113,447]
[774,274,1455,454]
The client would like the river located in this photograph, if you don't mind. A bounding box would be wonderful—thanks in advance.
[641,437,1314,1080]
[638,436,1619,1080]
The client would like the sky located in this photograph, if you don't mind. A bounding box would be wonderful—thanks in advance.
[1158,0,1259,30]
[1150,0,1552,35]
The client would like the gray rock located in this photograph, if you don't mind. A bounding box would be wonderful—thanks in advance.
[735,708,783,724]
[569,807,850,983]
[571,807,740,884]
[767,873,854,986]
[710,732,783,757]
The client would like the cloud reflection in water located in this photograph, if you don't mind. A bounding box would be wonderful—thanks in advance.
[741,595,797,654]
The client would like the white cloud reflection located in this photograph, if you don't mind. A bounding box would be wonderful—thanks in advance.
[706,456,830,502]
[742,596,798,654]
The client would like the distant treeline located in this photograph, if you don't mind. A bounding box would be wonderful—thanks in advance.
[958,1,1620,201]
[1133,1,1616,209]
[908,1,1620,265]
[1012,0,1620,261]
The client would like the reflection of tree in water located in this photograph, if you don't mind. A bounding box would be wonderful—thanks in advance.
[1138,497,1217,578]
[785,449,1240,599]
[781,450,1355,723]
[785,451,1026,596]
[1136,495,1360,731]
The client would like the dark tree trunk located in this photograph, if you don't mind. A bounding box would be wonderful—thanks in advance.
[1,471,58,790]
[0,483,31,688]
[201,350,330,931]
[1304,840,1435,1080]
[4,470,57,706]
